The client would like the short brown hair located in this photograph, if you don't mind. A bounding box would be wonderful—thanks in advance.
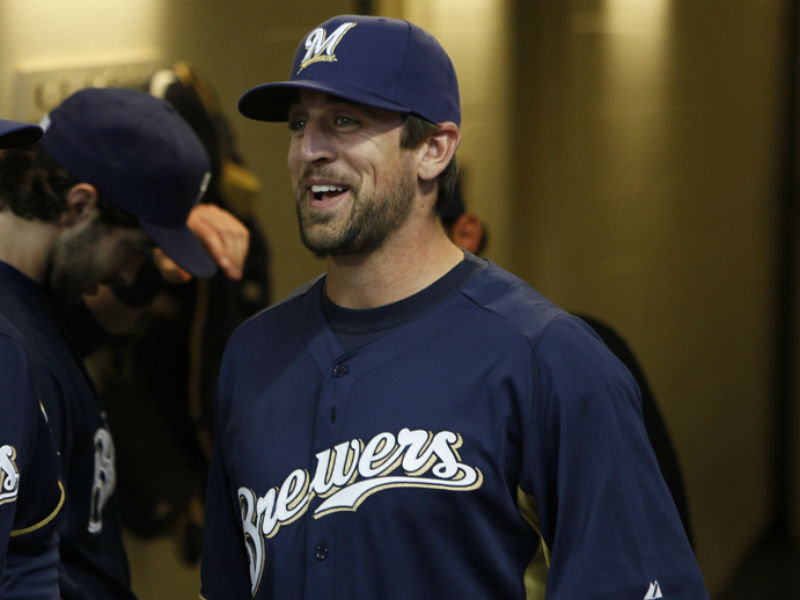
[0,145,138,228]
[400,114,459,212]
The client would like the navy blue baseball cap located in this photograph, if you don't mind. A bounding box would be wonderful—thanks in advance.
[39,87,217,277]
[238,14,460,126]
[0,118,42,149]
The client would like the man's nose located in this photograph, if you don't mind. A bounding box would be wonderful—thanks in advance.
[296,119,336,163]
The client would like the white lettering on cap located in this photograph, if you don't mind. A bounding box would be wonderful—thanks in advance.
[297,22,357,74]
[196,171,211,202]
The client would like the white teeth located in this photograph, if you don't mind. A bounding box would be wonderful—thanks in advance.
[311,185,345,193]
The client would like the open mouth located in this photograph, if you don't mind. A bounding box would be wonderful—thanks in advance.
[310,184,348,201]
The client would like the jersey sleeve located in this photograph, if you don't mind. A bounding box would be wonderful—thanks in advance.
[0,333,37,579]
[520,315,708,599]
[200,380,253,600]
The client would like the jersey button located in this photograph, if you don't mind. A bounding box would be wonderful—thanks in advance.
[332,363,349,377]
[314,543,329,561]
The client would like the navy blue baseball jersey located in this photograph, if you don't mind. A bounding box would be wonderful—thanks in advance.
[0,310,64,599]
[0,261,136,600]
[201,254,708,599]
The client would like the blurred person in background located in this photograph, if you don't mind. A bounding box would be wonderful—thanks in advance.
[85,63,272,565]
[0,89,248,599]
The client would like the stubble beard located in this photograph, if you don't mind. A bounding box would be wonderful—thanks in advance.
[46,220,106,302]
[296,169,416,258]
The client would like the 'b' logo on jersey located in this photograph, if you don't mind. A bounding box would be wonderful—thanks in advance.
[297,22,357,74]
[0,445,20,505]
[88,428,116,533]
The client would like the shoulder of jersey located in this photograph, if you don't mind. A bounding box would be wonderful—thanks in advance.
[228,276,323,343]
[456,262,568,341]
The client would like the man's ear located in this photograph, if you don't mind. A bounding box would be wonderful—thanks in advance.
[418,122,460,182]
[449,212,485,255]
[60,183,99,227]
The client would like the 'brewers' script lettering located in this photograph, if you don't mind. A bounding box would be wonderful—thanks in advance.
[239,428,483,596]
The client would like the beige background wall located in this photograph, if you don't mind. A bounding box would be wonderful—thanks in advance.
[0,0,793,598]
[511,2,781,595]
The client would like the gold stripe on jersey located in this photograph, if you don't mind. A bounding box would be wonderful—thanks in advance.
[517,486,549,600]
[10,480,65,537]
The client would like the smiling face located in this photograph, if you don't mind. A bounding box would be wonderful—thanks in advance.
[47,213,153,301]
[287,90,418,257]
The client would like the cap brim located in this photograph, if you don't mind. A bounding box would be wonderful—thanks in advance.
[238,81,411,122]
[0,119,43,149]
[140,220,218,278]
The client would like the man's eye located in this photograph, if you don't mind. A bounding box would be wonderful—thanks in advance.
[288,118,306,132]
[334,115,358,127]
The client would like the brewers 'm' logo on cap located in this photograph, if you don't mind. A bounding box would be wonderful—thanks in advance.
[297,22,357,74]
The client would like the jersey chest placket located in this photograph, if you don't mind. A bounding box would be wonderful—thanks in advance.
[299,296,470,598]
[303,350,355,599]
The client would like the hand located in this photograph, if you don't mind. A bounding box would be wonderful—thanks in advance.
[189,203,251,280]
[153,204,252,282]
[152,248,193,284]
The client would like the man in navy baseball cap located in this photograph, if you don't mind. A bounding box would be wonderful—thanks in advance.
[0,87,253,599]
[0,118,42,148]
[237,14,462,259]
[39,87,217,278]
[200,14,709,600]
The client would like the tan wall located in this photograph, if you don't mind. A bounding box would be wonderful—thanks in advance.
[399,0,514,269]
[512,1,782,595]
[0,0,166,118]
